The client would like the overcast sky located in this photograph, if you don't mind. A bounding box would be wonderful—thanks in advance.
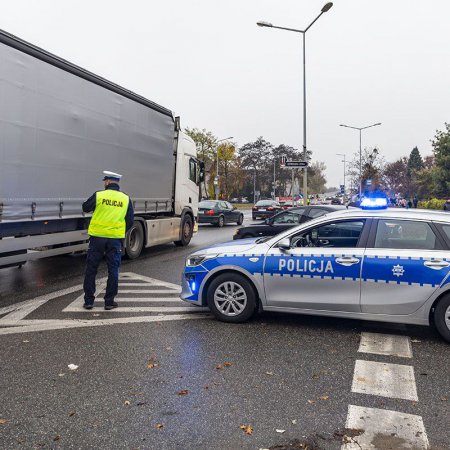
[2,0,449,188]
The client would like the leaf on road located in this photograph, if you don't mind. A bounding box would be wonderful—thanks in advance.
[276,429,286,433]
[240,424,253,435]
[53,435,60,442]
[223,362,233,367]
[411,339,421,343]
[68,411,76,417]
[68,364,78,371]
[155,423,164,430]
[291,419,297,425]
[124,400,131,406]
[0,419,8,425]
[319,396,329,401]
[265,371,274,376]
[177,389,189,396]
[166,347,173,351]
[307,400,316,405]
[147,357,158,369]
[22,340,30,343]
[216,364,223,370]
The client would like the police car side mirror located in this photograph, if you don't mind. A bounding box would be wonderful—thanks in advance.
[277,238,291,251]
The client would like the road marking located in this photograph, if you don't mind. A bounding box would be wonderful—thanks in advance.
[0,314,210,335]
[0,272,209,335]
[352,359,418,401]
[358,332,413,358]
[342,405,429,449]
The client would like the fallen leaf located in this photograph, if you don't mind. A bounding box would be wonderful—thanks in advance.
[68,411,76,417]
[223,362,233,367]
[291,419,297,425]
[136,402,147,406]
[147,357,158,369]
[203,385,209,390]
[124,400,131,406]
[216,364,223,370]
[441,397,448,402]
[240,424,253,435]
[177,389,189,396]
[276,429,286,433]
[22,340,30,343]
[307,400,316,405]
[53,435,60,442]
[319,395,329,401]
[93,313,100,317]
[166,347,173,351]
[265,371,274,376]
[411,339,421,343]
[58,373,65,377]
[0,419,7,425]
[68,364,78,371]
[155,423,164,430]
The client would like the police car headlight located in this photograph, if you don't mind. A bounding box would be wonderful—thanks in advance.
[186,254,218,267]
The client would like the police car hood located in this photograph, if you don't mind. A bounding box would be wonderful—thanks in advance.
[195,237,262,255]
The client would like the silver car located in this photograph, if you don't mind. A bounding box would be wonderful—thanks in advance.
[181,207,450,342]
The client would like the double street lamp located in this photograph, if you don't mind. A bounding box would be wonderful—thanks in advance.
[257,2,333,204]
[339,123,381,198]
[215,136,233,200]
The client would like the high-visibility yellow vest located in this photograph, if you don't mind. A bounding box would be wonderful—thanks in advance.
[88,190,130,239]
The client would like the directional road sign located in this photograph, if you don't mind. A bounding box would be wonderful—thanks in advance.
[283,160,308,168]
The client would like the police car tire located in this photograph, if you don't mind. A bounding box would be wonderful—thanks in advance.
[237,214,244,225]
[434,295,450,343]
[207,273,257,323]
[125,222,144,259]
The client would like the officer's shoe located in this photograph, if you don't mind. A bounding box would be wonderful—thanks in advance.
[104,302,118,311]
[83,304,94,310]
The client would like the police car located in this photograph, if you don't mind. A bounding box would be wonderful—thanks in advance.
[181,198,450,342]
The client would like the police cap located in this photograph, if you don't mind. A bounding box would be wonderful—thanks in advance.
[102,171,122,182]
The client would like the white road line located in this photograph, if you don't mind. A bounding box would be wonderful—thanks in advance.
[358,332,413,358]
[64,306,208,313]
[107,289,181,294]
[341,405,429,449]
[352,360,418,401]
[0,314,211,336]
[112,297,183,302]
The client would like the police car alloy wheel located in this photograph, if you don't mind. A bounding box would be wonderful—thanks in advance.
[206,273,257,323]
[434,295,450,343]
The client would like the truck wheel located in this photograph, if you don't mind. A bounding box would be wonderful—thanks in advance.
[433,295,450,343]
[206,273,258,323]
[125,221,144,259]
[175,215,193,247]
[236,214,244,225]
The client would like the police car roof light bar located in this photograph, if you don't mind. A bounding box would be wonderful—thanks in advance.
[360,197,388,210]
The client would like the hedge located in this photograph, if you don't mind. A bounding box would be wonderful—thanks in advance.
[417,198,446,210]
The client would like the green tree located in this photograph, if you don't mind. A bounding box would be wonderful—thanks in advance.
[308,161,327,194]
[431,123,450,197]
[184,128,217,198]
[384,157,409,196]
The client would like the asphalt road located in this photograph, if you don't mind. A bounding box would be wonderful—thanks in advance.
[0,214,449,450]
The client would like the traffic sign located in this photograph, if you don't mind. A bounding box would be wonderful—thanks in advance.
[366,179,372,186]
[283,160,308,168]
[340,184,345,194]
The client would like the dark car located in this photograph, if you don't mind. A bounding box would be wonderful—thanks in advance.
[198,200,244,227]
[234,205,348,239]
[252,200,282,220]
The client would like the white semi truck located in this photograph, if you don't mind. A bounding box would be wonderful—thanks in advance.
[0,29,203,267]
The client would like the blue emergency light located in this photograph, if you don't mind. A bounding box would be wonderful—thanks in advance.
[360,197,388,210]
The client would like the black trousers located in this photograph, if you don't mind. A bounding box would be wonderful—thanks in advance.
[83,236,122,306]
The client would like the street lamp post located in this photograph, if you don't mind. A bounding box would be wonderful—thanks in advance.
[257,2,333,206]
[336,153,346,194]
[215,136,233,200]
[339,123,381,198]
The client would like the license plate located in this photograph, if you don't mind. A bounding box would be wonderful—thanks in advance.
[259,208,266,212]
[199,211,205,214]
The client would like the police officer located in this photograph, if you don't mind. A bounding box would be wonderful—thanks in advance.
[82,171,134,310]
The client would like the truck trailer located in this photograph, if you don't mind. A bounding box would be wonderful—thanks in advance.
[0,29,203,267]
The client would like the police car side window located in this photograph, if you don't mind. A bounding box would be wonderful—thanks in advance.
[291,220,364,248]
[374,220,437,250]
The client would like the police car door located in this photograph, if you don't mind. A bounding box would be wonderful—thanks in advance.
[361,218,450,315]
[264,218,369,312]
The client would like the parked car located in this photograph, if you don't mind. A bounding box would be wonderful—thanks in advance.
[252,200,282,220]
[281,200,295,210]
[235,205,348,239]
[198,200,244,227]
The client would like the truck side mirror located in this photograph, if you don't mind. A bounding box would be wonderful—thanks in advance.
[198,161,205,184]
